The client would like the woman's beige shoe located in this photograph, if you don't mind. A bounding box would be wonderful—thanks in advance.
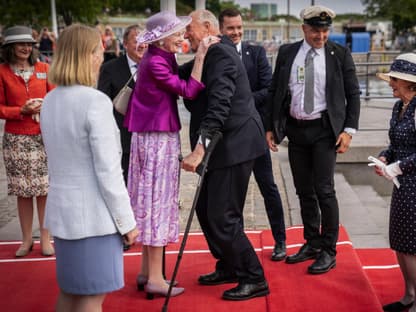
[41,244,55,256]
[15,242,33,257]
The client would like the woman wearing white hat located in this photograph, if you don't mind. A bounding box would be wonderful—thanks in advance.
[375,53,416,312]
[123,11,219,299]
[0,26,55,257]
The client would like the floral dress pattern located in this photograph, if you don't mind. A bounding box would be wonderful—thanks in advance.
[128,131,180,246]
[3,133,48,197]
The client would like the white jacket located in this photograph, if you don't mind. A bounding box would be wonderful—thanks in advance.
[41,85,136,240]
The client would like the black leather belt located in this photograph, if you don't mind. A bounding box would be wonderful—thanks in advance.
[287,111,328,128]
[288,116,322,127]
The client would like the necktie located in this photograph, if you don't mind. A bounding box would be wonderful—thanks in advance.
[132,64,138,81]
[304,48,315,114]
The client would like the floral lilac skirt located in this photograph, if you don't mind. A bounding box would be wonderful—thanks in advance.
[2,133,48,197]
[128,132,181,246]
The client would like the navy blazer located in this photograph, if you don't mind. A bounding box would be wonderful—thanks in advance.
[265,40,361,143]
[97,55,135,153]
[180,36,267,169]
[241,42,272,119]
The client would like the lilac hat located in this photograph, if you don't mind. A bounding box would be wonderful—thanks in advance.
[137,11,191,44]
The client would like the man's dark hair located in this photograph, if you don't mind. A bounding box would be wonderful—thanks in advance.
[123,24,142,43]
[218,8,242,28]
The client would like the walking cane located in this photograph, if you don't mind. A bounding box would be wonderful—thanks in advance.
[162,132,222,312]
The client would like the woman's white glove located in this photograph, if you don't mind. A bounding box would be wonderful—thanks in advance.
[368,156,401,188]
[382,161,402,180]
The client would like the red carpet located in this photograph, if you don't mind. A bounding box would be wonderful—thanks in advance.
[356,248,403,308]
[0,226,401,312]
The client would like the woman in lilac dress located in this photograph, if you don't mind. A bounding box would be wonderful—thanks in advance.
[124,11,218,299]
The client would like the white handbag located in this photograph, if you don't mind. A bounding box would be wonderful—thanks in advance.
[112,72,136,115]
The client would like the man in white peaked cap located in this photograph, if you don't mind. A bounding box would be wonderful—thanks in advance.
[265,5,361,274]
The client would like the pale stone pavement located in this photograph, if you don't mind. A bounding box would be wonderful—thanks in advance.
[0,99,394,249]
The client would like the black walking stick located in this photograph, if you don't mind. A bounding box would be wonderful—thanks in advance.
[162,131,222,312]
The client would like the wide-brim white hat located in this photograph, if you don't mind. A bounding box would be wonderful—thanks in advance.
[377,53,416,83]
[2,26,36,46]
[137,11,191,44]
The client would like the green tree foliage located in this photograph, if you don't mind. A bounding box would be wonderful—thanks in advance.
[109,0,160,16]
[0,0,48,27]
[0,0,105,28]
[179,0,239,15]
[362,0,416,32]
[0,0,243,29]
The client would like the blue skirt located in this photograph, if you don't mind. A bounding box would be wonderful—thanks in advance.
[54,233,124,295]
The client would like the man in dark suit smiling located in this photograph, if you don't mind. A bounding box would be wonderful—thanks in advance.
[219,8,287,262]
[180,9,269,301]
[98,25,147,252]
[265,5,360,274]
[98,24,147,185]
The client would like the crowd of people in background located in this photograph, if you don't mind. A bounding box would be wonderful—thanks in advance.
[0,4,415,312]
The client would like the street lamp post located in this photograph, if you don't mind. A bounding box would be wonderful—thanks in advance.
[51,0,58,37]
[160,0,176,14]
[286,0,290,43]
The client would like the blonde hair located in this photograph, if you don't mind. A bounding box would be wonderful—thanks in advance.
[48,24,102,87]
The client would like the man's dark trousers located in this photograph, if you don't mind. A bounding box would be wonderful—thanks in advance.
[286,117,339,256]
[196,160,265,283]
[253,150,286,244]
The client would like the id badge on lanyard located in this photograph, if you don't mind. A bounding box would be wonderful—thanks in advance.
[297,66,305,83]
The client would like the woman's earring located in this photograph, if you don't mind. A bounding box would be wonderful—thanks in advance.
[159,40,164,47]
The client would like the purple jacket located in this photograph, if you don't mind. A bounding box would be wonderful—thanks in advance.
[124,45,204,132]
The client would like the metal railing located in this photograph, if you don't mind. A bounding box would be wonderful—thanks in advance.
[354,51,400,100]
[267,50,400,101]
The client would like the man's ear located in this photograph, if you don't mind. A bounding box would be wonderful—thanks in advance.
[203,21,211,33]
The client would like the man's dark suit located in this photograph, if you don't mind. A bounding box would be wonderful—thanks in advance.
[241,42,286,246]
[266,40,360,144]
[180,36,267,283]
[97,55,135,185]
[265,40,360,256]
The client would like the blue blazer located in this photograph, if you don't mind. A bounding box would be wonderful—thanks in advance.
[180,36,267,169]
[241,42,272,123]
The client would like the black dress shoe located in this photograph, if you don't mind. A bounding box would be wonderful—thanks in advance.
[285,243,320,264]
[383,301,414,312]
[198,270,238,285]
[307,250,336,274]
[222,281,270,301]
[271,241,286,261]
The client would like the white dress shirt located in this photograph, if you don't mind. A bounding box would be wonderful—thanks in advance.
[126,55,138,81]
[289,41,326,120]
[236,41,242,57]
